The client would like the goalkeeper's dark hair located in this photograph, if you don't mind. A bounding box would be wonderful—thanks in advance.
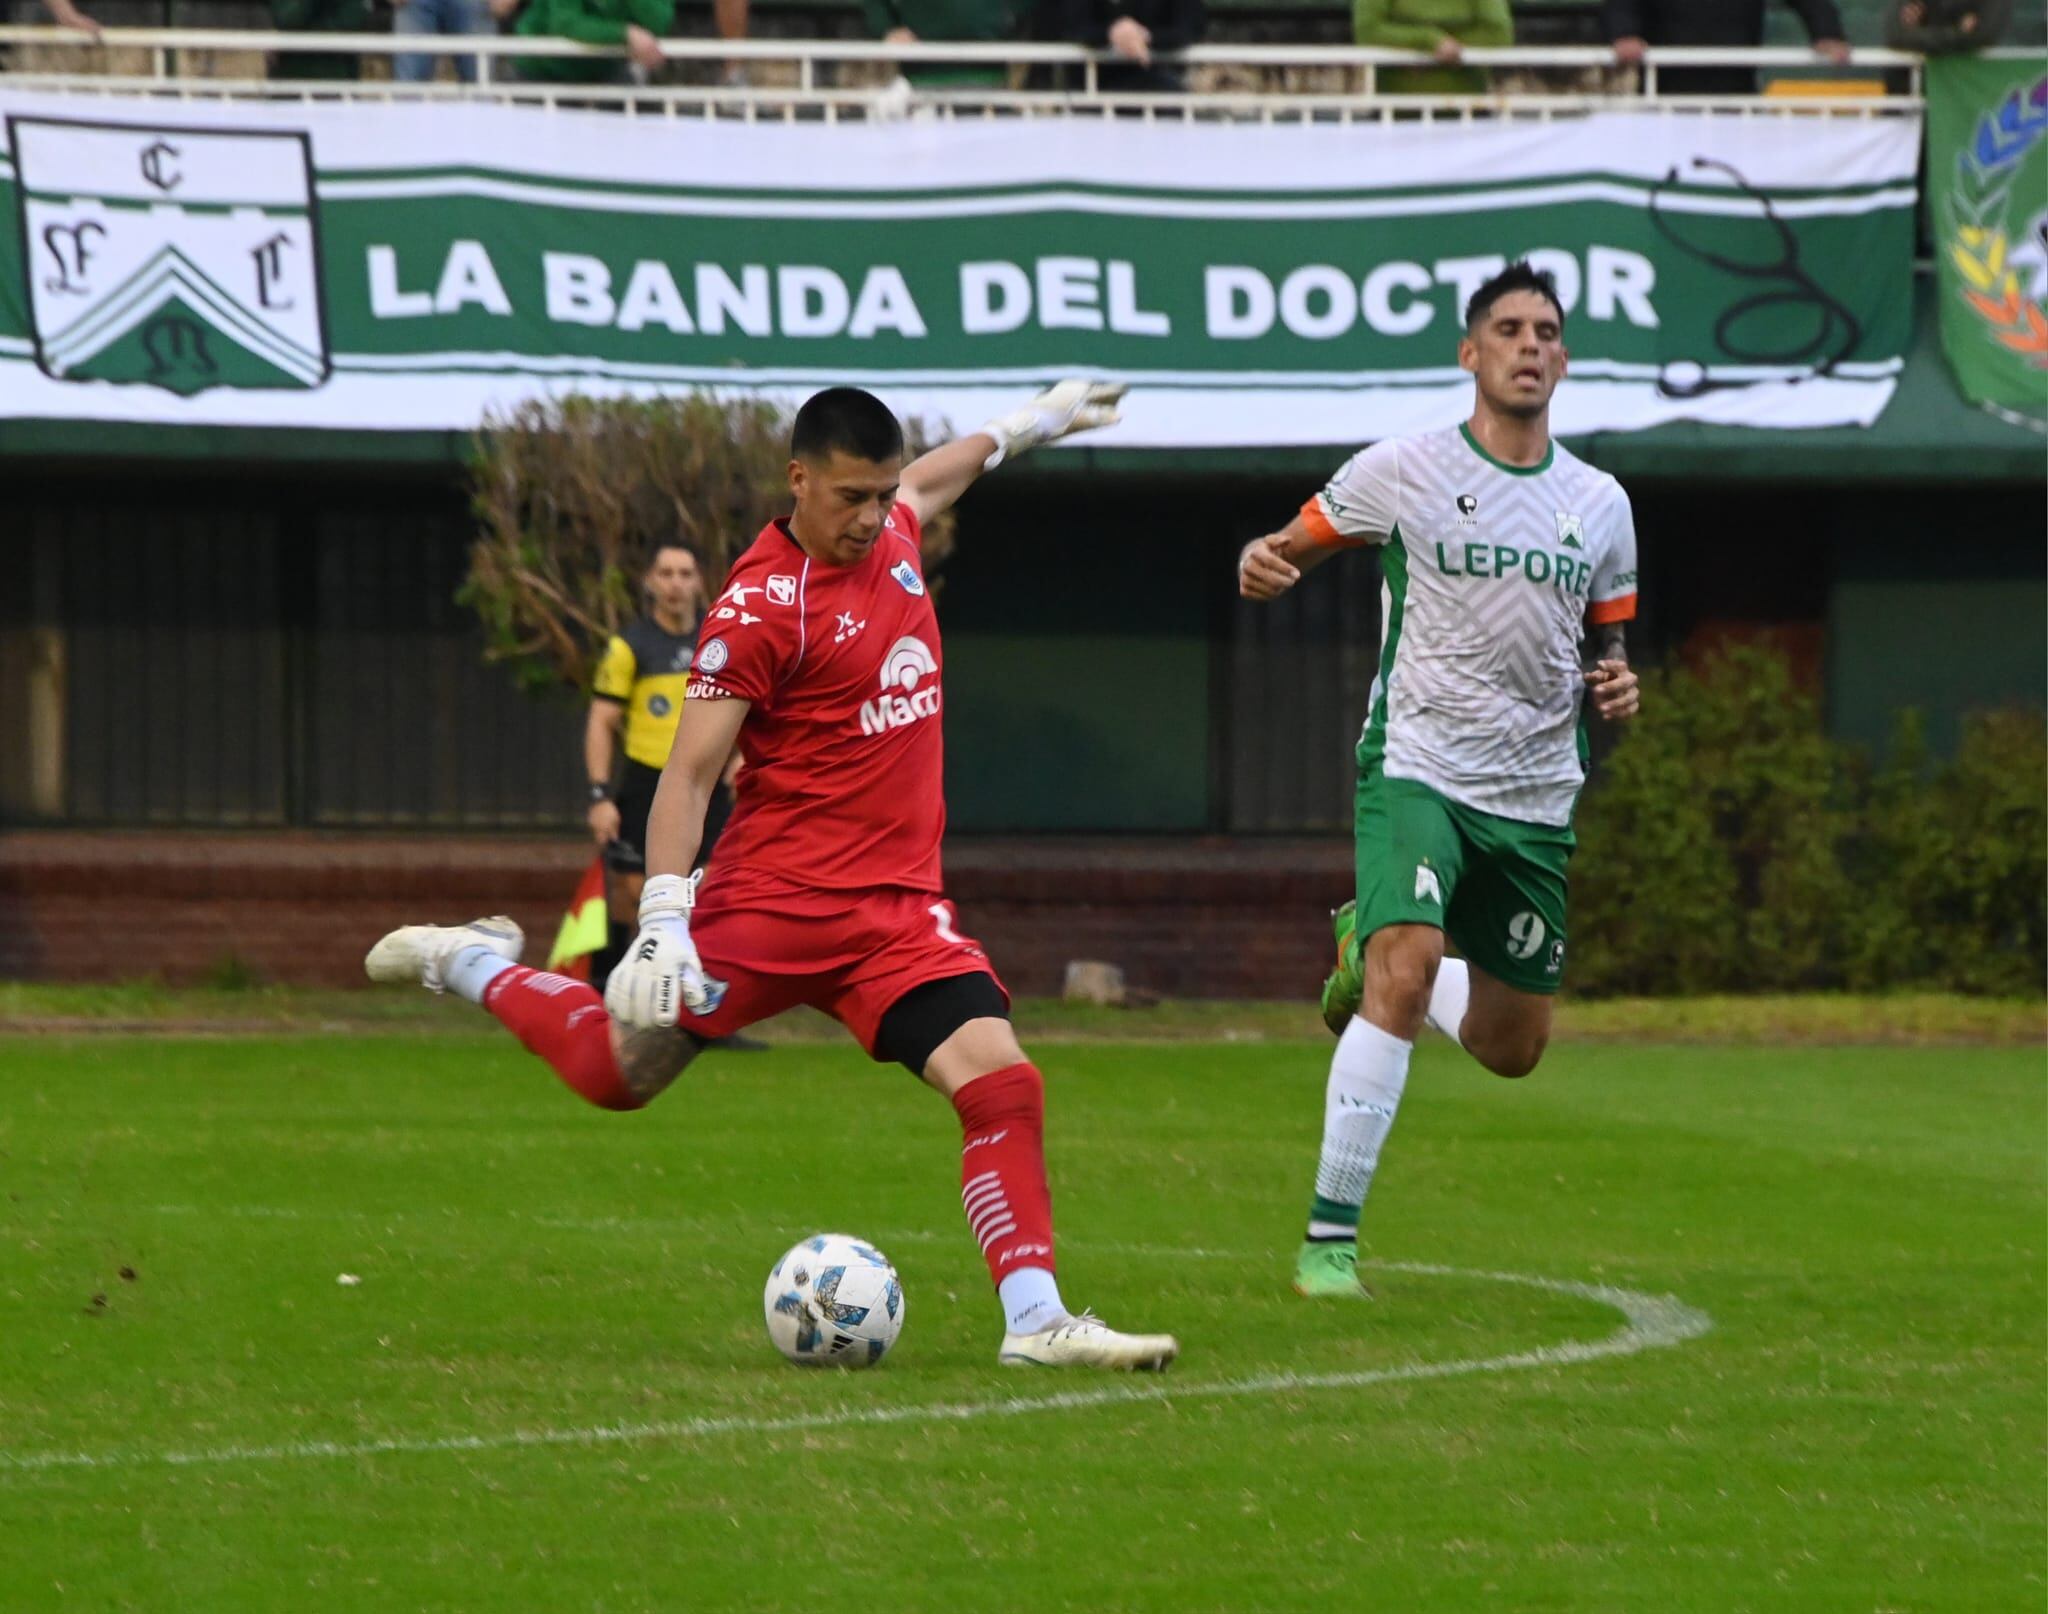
[1464,261,1566,333]
[791,387,905,465]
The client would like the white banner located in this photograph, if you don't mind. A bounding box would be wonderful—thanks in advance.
[0,90,1922,446]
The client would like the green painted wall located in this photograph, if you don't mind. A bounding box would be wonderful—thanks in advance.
[1827,532,2047,757]
[944,634,1212,830]
[933,478,1249,831]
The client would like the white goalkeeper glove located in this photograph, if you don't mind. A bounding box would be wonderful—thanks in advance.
[604,872,723,1029]
[979,379,1129,471]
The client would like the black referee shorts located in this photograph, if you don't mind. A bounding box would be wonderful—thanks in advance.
[605,759,732,875]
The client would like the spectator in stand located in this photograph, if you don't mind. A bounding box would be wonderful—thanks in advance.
[500,0,675,80]
[1606,0,1851,96]
[1042,0,1206,93]
[1353,0,1513,96]
[715,0,751,82]
[1888,0,2010,50]
[271,0,371,79]
[394,0,493,84]
[866,0,1018,87]
[38,0,100,37]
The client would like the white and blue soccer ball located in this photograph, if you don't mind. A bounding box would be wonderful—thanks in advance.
[763,1233,905,1368]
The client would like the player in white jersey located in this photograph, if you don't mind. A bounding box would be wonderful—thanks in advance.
[1236,261,1643,1298]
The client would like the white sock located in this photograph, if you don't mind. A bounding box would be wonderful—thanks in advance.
[1307,1018,1412,1241]
[444,945,517,1005]
[998,1267,1067,1334]
[1426,957,1471,1046]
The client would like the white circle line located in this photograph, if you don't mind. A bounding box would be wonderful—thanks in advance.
[0,1262,1711,1477]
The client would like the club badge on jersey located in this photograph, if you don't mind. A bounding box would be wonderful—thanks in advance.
[890,560,925,596]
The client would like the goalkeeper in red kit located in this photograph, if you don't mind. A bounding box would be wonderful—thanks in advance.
[368,382,1177,1371]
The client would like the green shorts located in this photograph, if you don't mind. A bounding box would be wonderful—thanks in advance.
[1353,763,1575,995]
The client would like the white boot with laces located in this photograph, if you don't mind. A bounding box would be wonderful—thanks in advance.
[998,1310,1178,1371]
[364,916,524,994]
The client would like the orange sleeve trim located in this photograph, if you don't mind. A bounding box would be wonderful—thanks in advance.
[1297,496,1343,548]
[1587,594,1638,626]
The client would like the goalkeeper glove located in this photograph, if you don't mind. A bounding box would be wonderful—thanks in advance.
[603,873,722,1029]
[979,379,1129,471]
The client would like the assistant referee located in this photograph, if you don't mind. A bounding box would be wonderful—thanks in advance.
[584,540,734,989]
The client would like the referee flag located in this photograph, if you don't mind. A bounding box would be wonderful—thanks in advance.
[547,856,609,980]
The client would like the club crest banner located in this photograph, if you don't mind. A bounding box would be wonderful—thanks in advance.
[0,91,1919,446]
[1927,57,2048,422]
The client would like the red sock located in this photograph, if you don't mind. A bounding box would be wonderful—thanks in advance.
[951,1063,1056,1284]
[482,966,641,1112]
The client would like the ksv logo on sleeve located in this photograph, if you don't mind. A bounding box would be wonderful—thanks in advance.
[13,118,328,396]
[859,636,941,735]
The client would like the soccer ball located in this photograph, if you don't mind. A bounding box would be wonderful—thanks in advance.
[762,1233,905,1368]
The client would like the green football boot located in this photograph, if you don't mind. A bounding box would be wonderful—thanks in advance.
[1318,900,1364,1036]
[1293,1239,1372,1299]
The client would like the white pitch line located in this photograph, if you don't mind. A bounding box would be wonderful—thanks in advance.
[0,1262,1710,1477]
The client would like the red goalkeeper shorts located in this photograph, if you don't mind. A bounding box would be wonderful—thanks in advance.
[679,877,1009,1057]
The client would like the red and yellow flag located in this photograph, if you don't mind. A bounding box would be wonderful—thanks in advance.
[546,855,609,980]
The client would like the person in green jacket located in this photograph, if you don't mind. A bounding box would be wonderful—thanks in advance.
[866,0,1018,87]
[270,0,371,80]
[1353,0,1513,95]
[507,0,676,82]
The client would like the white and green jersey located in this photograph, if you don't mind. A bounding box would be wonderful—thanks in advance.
[1300,423,1638,828]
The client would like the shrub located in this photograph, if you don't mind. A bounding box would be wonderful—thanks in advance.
[461,393,956,695]
[1923,710,2046,995]
[1574,647,2044,997]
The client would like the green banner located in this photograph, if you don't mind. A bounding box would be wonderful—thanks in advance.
[0,91,1920,445]
[1928,57,2048,421]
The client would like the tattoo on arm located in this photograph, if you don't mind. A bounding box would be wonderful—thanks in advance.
[1596,623,1627,664]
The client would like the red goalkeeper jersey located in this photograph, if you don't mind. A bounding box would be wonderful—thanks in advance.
[686,502,946,904]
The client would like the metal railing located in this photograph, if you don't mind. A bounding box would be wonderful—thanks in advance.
[0,27,1949,118]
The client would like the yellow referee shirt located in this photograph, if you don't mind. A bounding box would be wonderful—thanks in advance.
[592,616,700,770]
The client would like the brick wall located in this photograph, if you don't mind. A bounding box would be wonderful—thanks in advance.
[0,831,1352,998]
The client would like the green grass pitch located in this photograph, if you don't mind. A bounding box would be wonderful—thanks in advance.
[2,1028,2041,1612]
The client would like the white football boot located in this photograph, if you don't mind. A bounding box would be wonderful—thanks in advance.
[998,1311,1179,1372]
[364,916,523,993]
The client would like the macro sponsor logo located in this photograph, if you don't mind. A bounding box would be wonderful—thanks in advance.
[859,635,941,735]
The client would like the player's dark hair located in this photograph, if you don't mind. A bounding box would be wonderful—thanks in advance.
[790,387,904,465]
[1465,261,1566,333]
